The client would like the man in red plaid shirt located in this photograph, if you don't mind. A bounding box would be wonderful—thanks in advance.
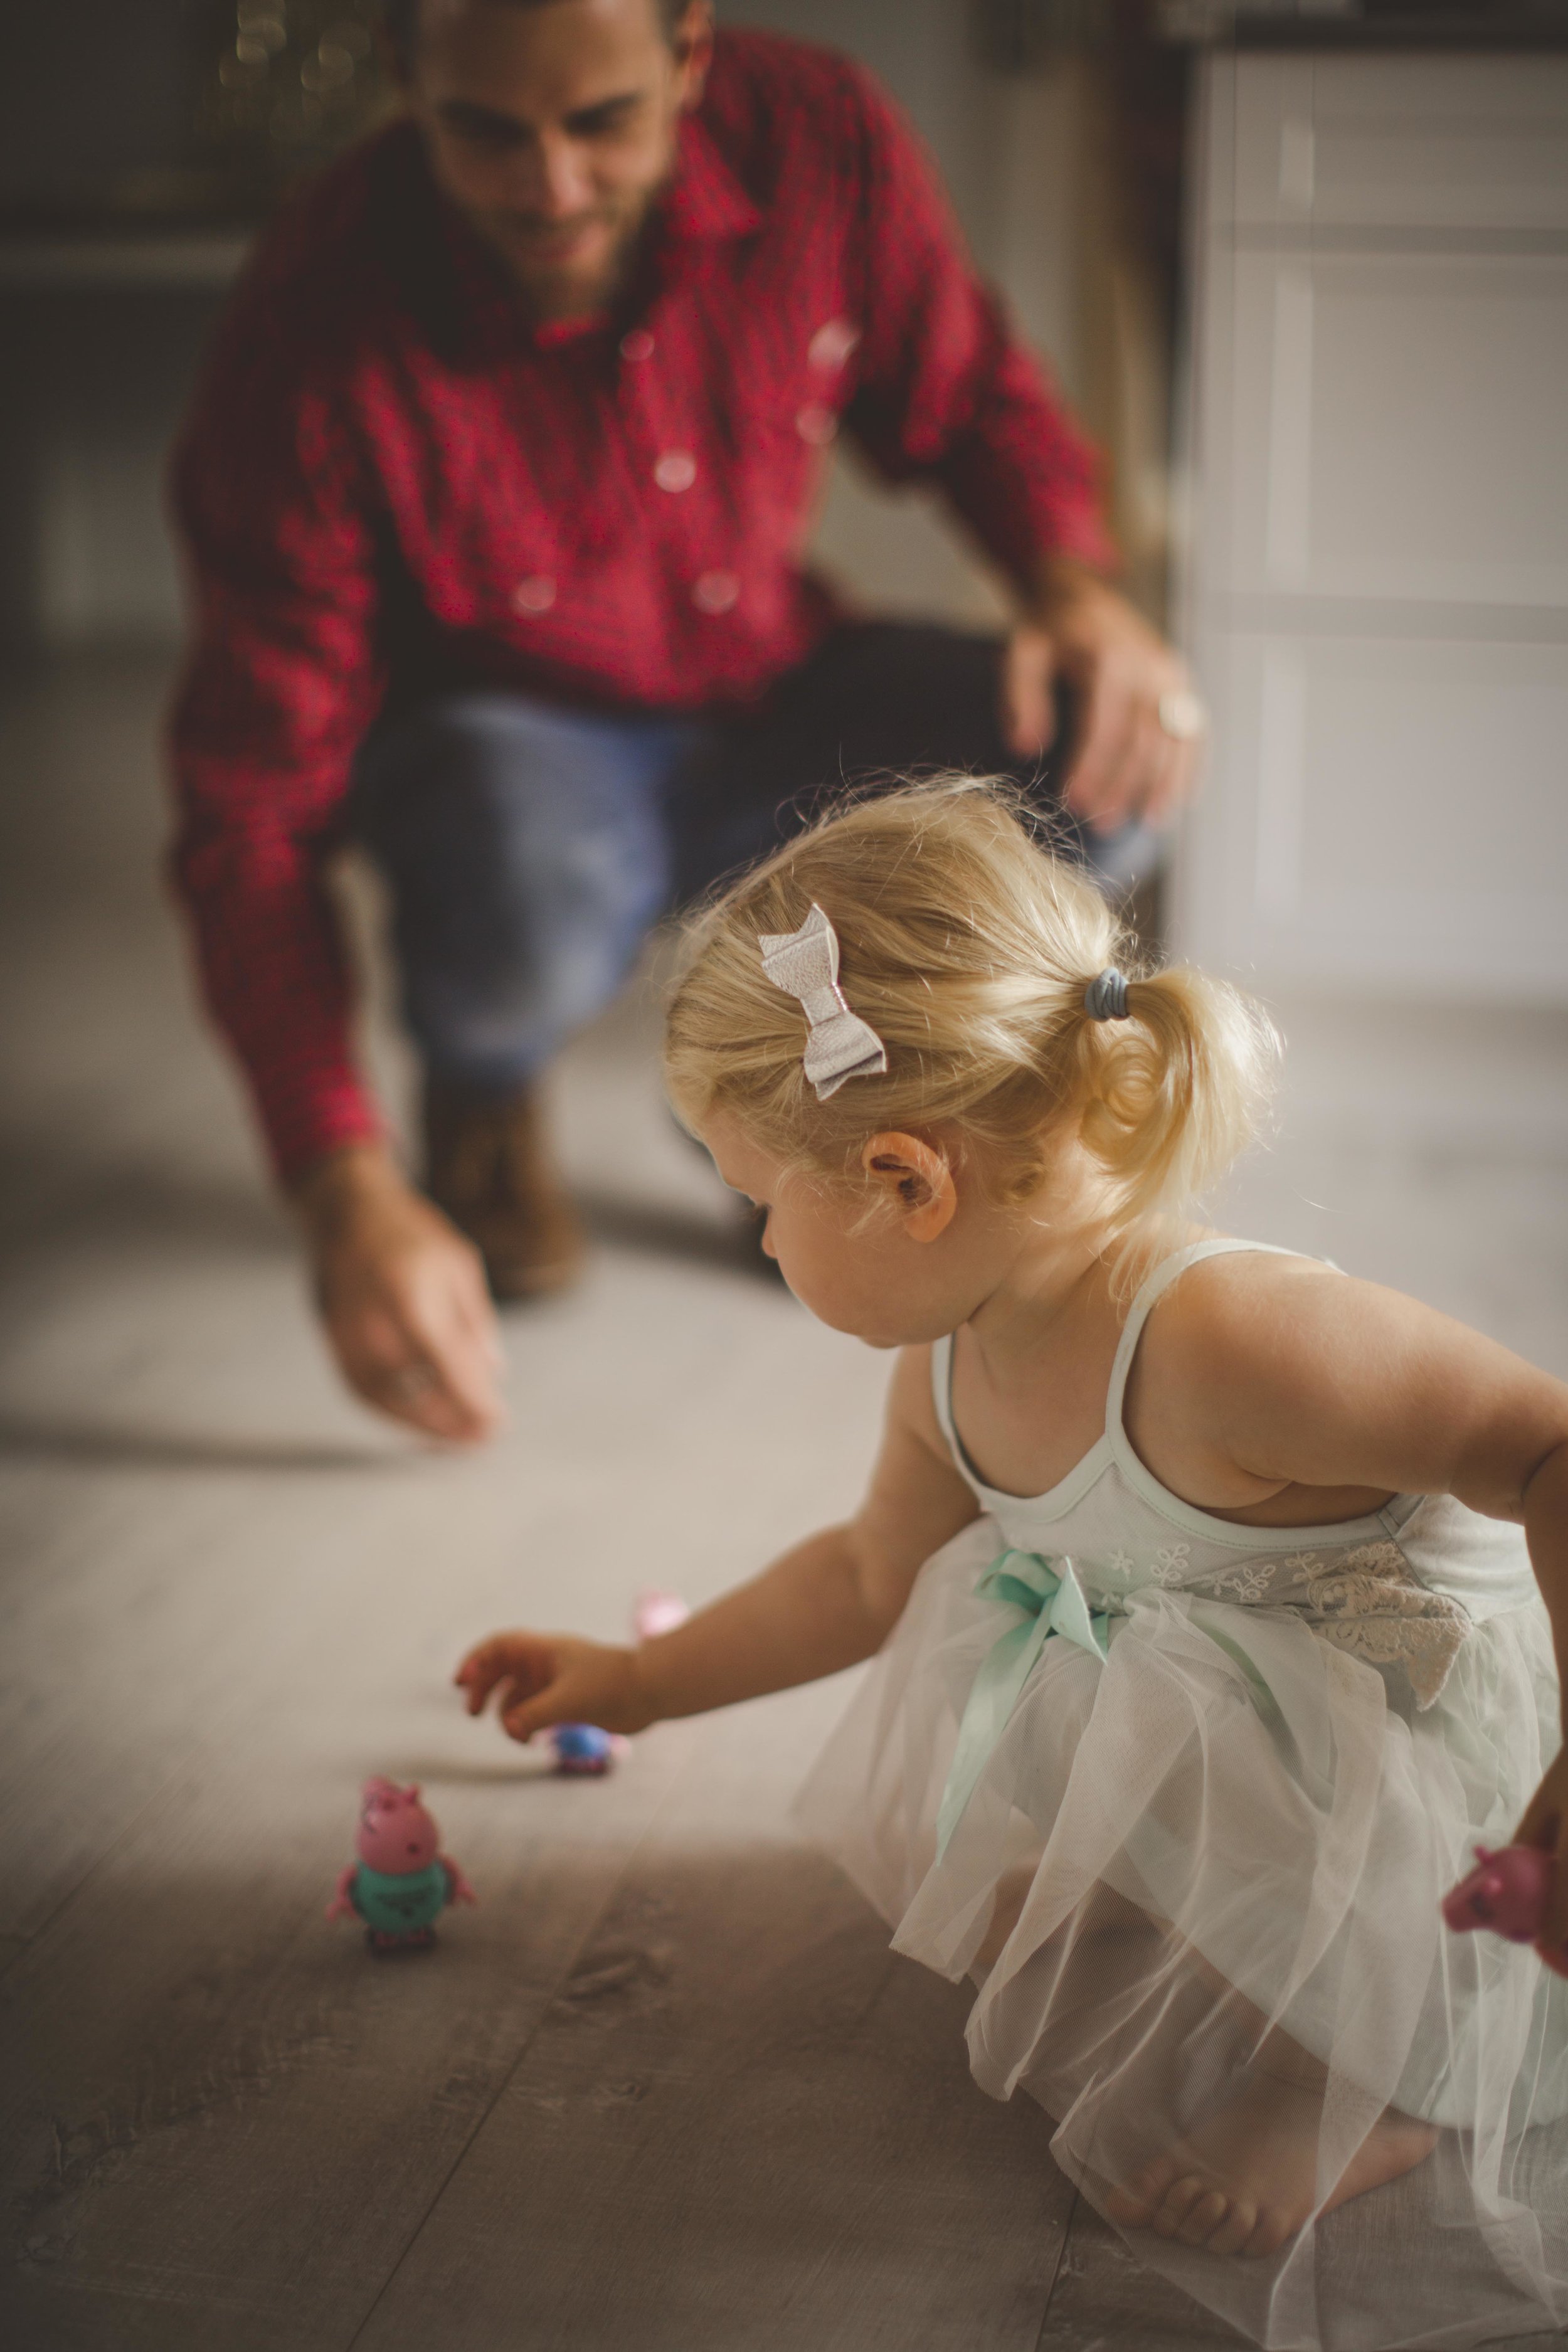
[170,0,1202,1443]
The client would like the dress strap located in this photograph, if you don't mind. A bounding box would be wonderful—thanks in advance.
[930,1332,960,1462]
[1104,1238,1306,1442]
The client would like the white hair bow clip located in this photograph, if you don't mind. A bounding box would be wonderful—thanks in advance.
[758,902,888,1100]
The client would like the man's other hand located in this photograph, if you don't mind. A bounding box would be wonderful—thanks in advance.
[1002,559,1204,837]
[295,1146,506,1443]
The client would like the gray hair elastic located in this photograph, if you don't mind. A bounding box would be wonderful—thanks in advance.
[1083,968,1131,1022]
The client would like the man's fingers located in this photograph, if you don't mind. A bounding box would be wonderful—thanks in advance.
[1142,728,1198,830]
[1061,672,1135,828]
[1112,707,1173,832]
[427,1276,508,1426]
[311,1177,506,1445]
[342,1338,484,1442]
[462,1285,506,1374]
[1002,628,1058,761]
[341,1268,504,1443]
[1065,684,1205,835]
[1083,706,1162,835]
[444,1241,506,1372]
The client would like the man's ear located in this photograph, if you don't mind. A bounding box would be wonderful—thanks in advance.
[673,1,714,108]
[860,1132,957,1243]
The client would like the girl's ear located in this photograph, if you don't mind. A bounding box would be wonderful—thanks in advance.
[860,1132,958,1242]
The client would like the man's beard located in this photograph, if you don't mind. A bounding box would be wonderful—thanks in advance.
[479,194,653,320]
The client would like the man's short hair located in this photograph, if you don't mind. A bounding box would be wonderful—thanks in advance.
[384,0,688,72]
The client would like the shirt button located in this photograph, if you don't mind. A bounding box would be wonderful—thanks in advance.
[512,575,556,615]
[808,318,860,373]
[620,326,655,362]
[796,403,838,447]
[654,448,697,493]
[692,569,739,615]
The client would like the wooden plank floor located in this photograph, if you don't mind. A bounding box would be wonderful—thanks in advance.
[3,655,1566,2351]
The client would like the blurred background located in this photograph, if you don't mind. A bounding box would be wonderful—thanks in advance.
[1,7,1566,2344]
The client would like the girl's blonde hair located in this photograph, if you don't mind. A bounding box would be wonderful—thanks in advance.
[665,776,1276,1267]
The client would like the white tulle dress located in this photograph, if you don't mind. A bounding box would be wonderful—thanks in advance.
[795,1241,1568,2351]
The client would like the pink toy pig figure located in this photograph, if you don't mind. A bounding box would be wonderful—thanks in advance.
[326,1778,477,1955]
[1443,1844,1567,1976]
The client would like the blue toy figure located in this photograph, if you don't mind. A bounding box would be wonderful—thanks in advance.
[549,1723,615,1776]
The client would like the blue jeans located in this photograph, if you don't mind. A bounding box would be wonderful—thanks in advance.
[358,695,709,1093]
[355,622,1157,1093]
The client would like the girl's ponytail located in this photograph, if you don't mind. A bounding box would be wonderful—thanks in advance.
[1073,966,1279,1256]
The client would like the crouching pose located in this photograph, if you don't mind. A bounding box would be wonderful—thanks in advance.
[458,778,1568,2350]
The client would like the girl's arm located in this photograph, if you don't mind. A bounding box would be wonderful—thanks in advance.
[455,1345,981,1740]
[1136,1256,1568,1946]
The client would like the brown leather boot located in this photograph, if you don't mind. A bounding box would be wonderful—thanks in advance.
[423,1079,586,1301]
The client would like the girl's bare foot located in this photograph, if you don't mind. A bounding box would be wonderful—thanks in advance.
[1103,2070,1438,2259]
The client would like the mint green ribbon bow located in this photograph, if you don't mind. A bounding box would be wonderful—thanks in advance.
[935,1550,1110,1860]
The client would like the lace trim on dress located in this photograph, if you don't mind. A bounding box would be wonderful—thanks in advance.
[1138,1538,1473,1707]
[1291,1540,1471,1708]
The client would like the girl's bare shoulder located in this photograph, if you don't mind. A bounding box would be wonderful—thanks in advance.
[1133,1246,1412,1409]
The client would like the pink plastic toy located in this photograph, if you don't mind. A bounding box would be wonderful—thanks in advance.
[326,1778,477,1954]
[1443,1845,1566,1974]
[633,1588,691,1641]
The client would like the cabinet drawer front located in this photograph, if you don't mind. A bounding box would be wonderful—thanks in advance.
[1216,249,1568,606]
[1177,630,1568,997]
[1228,56,1568,235]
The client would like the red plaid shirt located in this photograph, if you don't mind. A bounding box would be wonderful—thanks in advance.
[169,29,1113,1180]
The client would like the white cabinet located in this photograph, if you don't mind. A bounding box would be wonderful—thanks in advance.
[1227,249,1568,606]
[1226,57,1568,235]
[1173,55,1568,1000]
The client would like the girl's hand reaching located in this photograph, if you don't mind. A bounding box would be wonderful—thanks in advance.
[1514,1742,1568,1975]
[455,1630,656,1742]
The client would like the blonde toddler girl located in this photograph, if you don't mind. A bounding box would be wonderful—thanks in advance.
[457,779,1568,2352]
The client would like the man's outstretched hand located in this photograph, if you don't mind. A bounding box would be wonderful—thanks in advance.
[1002,558,1204,837]
[295,1145,505,1443]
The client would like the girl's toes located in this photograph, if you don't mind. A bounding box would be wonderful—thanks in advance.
[1209,2200,1258,2257]
[1152,2174,1207,2239]
[1241,2210,1293,2262]
[1177,2188,1229,2247]
[1105,2164,1169,2228]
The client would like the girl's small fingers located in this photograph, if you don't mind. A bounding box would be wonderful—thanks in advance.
[502,1695,559,1744]
[454,1635,511,1687]
[455,1634,548,1709]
